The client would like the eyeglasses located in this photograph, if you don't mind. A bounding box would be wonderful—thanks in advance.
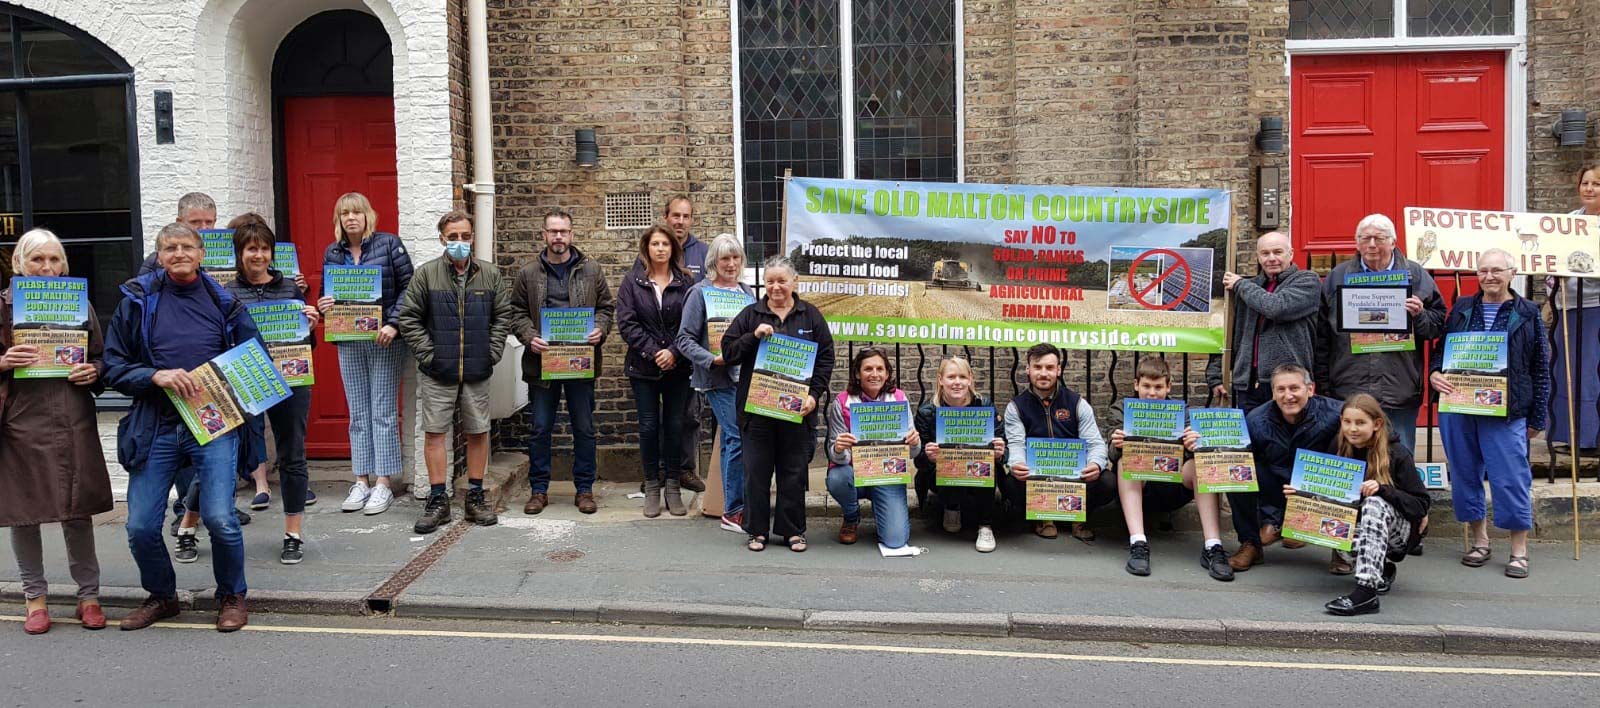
[544,229,572,236]
[1356,235,1392,244]
[1476,267,1513,277]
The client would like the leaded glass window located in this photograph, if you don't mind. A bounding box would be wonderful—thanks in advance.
[1288,0,1394,40]
[853,0,956,183]
[1407,0,1513,37]
[738,0,958,261]
[739,0,842,262]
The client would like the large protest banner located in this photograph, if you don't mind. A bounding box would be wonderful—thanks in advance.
[781,177,1230,353]
[1402,207,1600,276]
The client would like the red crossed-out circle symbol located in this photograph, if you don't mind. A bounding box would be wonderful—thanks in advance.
[1126,248,1193,312]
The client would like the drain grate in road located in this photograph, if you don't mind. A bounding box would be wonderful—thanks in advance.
[365,520,473,613]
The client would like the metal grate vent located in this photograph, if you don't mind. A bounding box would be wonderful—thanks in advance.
[605,192,655,230]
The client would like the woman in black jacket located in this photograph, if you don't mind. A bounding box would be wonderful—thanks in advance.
[617,225,695,517]
[914,356,1006,553]
[721,256,835,551]
[1299,394,1430,616]
[175,221,321,564]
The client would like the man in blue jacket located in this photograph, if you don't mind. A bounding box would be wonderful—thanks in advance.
[1229,363,1342,571]
[105,222,261,633]
[664,195,711,494]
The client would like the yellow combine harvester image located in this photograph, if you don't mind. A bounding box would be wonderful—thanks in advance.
[928,259,981,290]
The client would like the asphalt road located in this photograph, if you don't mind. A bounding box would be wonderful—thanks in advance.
[1,613,1596,707]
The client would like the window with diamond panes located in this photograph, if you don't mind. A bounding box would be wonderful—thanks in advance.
[739,0,842,262]
[853,0,957,183]
[1407,0,1513,37]
[1288,0,1394,40]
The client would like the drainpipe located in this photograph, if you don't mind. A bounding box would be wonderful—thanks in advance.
[467,0,495,261]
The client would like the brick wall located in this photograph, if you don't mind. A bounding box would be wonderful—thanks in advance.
[476,0,1595,458]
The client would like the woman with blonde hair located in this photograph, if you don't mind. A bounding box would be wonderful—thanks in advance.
[317,192,415,515]
[1294,394,1429,616]
[913,356,1006,552]
[0,229,113,633]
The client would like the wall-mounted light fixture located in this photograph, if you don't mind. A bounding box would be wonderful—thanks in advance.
[1552,109,1588,148]
[1256,116,1284,155]
[575,128,599,167]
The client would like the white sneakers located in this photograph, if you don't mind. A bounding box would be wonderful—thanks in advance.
[364,485,393,515]
[976,526,996,553]
[340,481,394,514]
[943,508,962,534]
[340,482,371,512]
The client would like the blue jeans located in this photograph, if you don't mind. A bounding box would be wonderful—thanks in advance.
[1384,405,1420,455]
[825,463,911,549]
[126,419,245,599]
[528,380,597,493]
[705,387,745,515]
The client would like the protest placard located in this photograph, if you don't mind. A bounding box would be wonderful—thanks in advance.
[9,276,90,380]
[540,307,596,380]
[323,265,382,342]
[745,334,817,423]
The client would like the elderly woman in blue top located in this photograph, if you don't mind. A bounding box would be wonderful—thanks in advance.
[1431,248,1549,579]
[675,234,755,533]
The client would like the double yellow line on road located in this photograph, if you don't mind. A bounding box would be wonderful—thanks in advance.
[4,615,1596,678]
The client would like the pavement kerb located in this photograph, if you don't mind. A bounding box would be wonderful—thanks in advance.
[1220,618,1445,654]
[1437,624,1600,658]
[597,601,807,630]
[7,582,1599,657]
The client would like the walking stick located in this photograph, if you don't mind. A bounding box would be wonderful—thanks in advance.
[1558,280,1581,560]
[1450,272,1468,555]
[1221,212,1238,397]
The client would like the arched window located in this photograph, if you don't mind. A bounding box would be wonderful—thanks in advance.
[0,4,136,325]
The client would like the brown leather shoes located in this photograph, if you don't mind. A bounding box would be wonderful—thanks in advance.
[76,602,106,630]
[678,471,706,493]
[523,493,548,515]
[1229,541,1264,571]
[1033,521,1058,539]
[216,595,248,633]
[838,522,859,544]
[1259,524,1283,546]
[575,492,597,514]
[120,596,180,631]
[1070,522,1096,543]
[1328,550,1354,575]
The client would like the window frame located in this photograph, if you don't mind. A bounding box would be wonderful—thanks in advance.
[0,2,140,273]
[1287,0,1524,49]
[730,0,965,245]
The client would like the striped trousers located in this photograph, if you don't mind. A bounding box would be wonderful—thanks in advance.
[337,341,407,477]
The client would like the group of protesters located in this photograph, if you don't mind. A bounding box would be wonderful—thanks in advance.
[3,165,1592,634]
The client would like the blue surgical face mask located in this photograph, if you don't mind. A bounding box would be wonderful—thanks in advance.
[445,241,472,261]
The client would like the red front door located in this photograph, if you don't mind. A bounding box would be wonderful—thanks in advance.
[1292,52,1506,427]
[282,95,400,458]
[1292,51,1505,272]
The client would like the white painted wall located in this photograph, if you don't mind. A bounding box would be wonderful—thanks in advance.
[9,0,453,261]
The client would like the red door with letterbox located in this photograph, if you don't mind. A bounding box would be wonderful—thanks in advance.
[281,95,400,458]
[1291,52,1505,426]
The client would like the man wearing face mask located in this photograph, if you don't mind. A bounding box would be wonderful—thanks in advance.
[394,211,517,534]
[1206,231,1321,412]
